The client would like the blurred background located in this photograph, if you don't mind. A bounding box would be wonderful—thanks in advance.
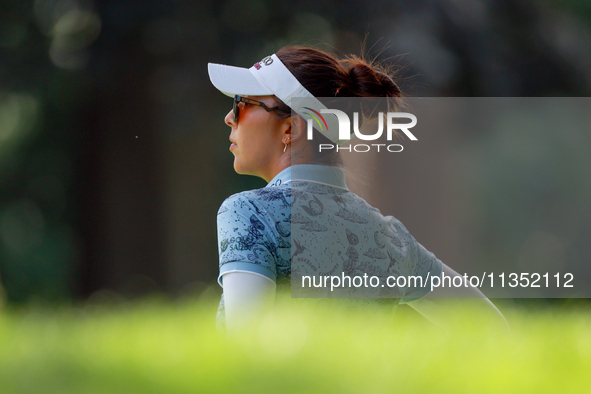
[1,0,590,305]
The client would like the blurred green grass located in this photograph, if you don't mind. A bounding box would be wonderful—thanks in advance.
[0,295,590,394]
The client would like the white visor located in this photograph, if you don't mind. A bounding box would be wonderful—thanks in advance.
[207,63,273,97]
[208,54,347,144]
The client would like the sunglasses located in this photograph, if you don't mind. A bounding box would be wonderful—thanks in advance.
[233,95,291,123]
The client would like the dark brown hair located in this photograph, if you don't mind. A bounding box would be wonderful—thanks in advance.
[276,46,402,166]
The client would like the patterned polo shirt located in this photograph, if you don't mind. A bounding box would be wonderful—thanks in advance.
[216,165,443,328]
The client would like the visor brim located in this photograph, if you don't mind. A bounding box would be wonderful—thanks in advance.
[208,63,273,98]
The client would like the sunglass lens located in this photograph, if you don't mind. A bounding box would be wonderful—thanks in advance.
[233,97,239,122]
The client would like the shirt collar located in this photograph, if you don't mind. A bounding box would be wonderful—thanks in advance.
[267,165,349,190]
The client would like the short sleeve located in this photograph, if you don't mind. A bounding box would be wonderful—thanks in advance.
[216,194,278,286]
[400,240,443,303]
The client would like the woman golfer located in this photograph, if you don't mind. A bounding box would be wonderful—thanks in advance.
[208,46,506,334]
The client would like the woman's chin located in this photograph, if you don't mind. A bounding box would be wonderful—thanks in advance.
[234,162,262,179]
[233,160,247,175]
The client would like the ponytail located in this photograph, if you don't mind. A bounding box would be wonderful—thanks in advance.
[276,46,401,99]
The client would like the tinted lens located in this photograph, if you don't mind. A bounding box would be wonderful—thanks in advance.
[233,96,239,122]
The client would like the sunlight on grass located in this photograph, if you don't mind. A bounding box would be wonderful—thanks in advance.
[0,295,589,393]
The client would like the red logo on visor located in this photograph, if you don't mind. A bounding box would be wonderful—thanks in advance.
[253,62,262,70]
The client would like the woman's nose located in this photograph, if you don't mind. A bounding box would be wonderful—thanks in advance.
[225,109,235,127]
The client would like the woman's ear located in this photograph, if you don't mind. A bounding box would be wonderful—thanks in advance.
[287,115,307,143]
